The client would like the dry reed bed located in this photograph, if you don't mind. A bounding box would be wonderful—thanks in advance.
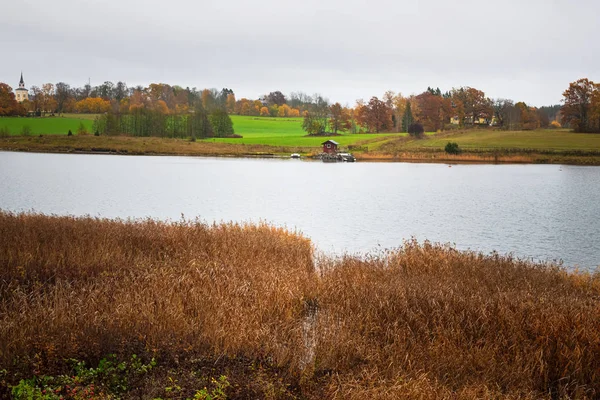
[1,212,599,399]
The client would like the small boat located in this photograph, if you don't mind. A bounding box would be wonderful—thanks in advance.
[337,153,356,162]
[290,153,301,159]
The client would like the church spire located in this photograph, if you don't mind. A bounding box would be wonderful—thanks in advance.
[19,72,25,88]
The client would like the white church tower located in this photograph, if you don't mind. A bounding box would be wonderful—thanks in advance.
[15,72,29,103]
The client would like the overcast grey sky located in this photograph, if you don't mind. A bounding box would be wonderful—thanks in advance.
[2,0,599,106]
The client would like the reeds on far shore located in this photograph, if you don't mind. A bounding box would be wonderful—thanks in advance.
[1,212,599,399]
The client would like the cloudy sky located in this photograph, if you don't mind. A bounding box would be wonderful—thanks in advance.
[2,0,599,106]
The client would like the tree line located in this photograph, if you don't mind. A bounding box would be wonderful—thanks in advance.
[1,78,598,135]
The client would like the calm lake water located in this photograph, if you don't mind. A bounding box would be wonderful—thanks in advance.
[1,151,599,269]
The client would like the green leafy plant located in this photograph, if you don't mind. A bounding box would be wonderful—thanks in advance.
[192,376,230,400]
[445,141,461,154]
[10,355,156,399]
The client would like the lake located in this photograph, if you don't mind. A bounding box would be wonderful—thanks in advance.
[1,151,599,269]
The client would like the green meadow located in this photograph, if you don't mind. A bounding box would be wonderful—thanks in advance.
[0,115,400,148]
[216,115,401,147]
[402,129,600,151]
[0,115,95,135]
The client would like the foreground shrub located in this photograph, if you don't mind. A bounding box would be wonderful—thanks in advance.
[445,141,461,154]
[1,212,599,399]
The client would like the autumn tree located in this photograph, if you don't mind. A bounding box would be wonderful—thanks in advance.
[260,106,270,116]
[277,104,291,117]
[0,83,26,116]
[415,91,451,131]
[561,78,600,133]
[34,83,57,115]
[202,89,217,111]
[226,93,236,114]
[357,97,393,133]
[75,97,111,113]
[329,103,351,133]
[515,102,540,130]
[451,87,493,126]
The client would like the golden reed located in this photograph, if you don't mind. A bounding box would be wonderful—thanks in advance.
[1,212,599,399]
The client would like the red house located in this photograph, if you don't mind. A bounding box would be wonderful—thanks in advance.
[322,140,339,154]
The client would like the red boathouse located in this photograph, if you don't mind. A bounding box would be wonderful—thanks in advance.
[322,140,339,154]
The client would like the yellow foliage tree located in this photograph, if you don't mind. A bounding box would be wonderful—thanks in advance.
[226,94,236,114]
[278,104,291,117]
[260,107,270,116]
[74,97,111,113]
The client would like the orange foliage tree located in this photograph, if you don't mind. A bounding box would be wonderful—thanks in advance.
[415,92,452,132]
[0,83,26,116]
[277,104,291,117]
[515,102,540,130]
[75,97,111,113]
[562,78,600,132]
[226,93,236,114]
[450,87,493,126]
[357,97,393,133]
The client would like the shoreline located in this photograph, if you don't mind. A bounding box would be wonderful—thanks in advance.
[2,135,600,165]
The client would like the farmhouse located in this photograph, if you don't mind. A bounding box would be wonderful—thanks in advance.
[322,140,339,154]
[15,72,29,103]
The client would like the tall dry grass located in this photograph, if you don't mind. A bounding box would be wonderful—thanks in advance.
[1,212,599,399]
[0,212,316,375]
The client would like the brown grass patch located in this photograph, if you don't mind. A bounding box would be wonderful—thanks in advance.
[0,135,312,157]
[1,212,599,398]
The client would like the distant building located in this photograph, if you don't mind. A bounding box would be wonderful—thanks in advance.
[15,72,28,103]
[322,140,339,154]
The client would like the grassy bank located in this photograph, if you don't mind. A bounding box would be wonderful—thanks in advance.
[0,135,313,157]
[1,212,599,399]
[365,129,600,165]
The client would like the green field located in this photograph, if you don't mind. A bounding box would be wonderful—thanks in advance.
[216,115,401,147]
[0,114,401,148]
[403,129,600,151]
[0,115,95,135]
